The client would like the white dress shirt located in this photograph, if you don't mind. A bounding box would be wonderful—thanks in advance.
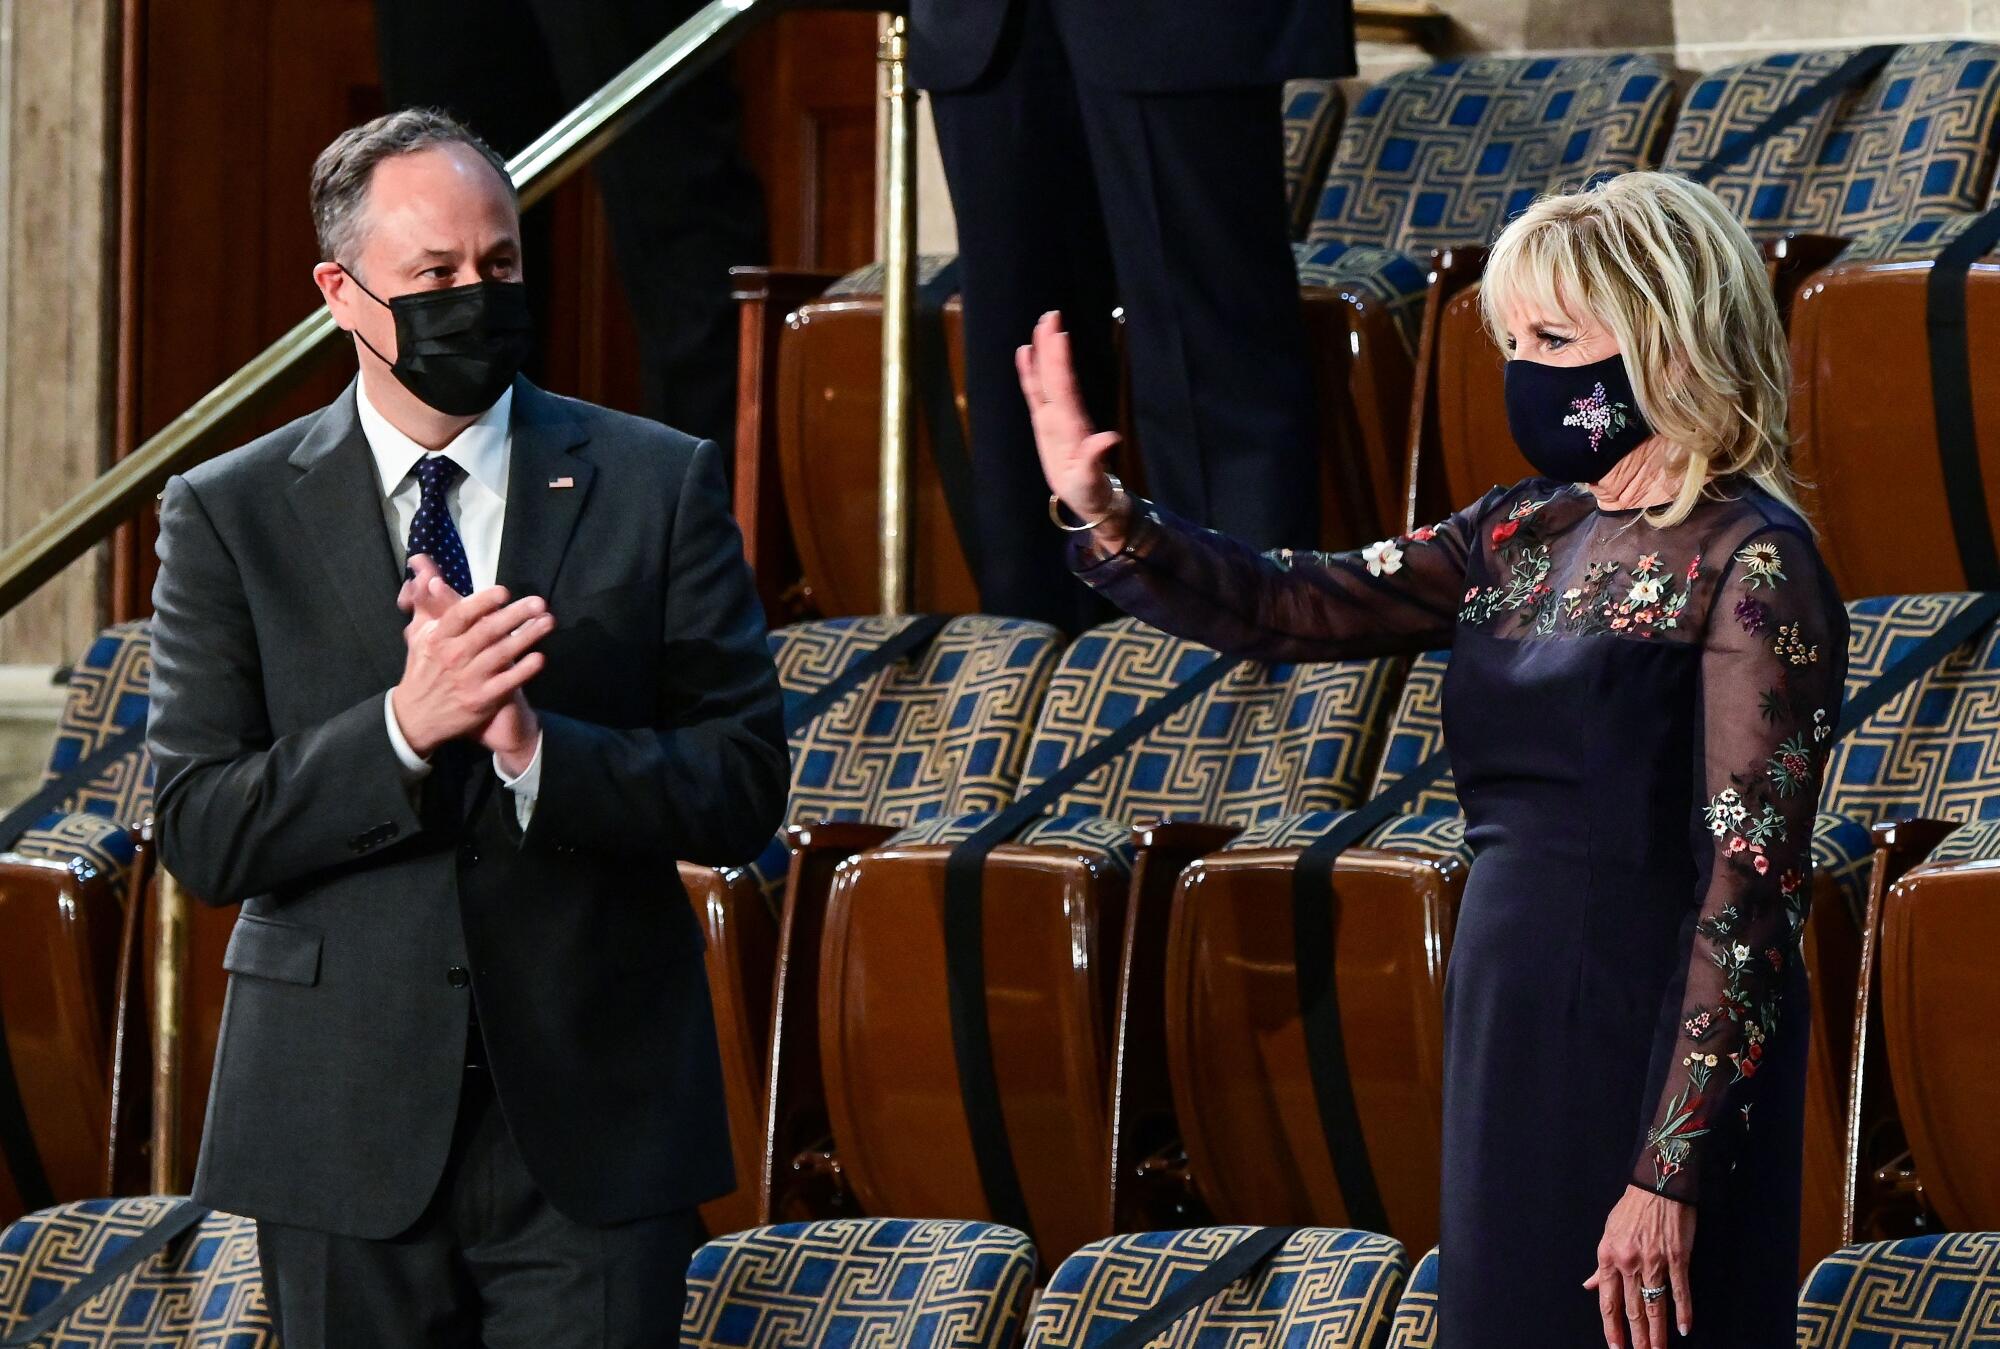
[357,377,543,828]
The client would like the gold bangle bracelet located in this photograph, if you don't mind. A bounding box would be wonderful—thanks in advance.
[1049,474,1124,532]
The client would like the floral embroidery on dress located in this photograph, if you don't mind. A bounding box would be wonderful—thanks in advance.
[1458,491,1706,638]
[1734,540,1787,589]
[1562,381,1634,452]
[1772,621,1820,666]
[1361,538,1404,576]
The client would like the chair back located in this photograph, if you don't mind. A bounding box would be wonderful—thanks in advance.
[683,1218,1036,1349]
[1663,42,2000,240]
[1796,1232,2000,1345]
[10,622,153,882]
[1386,1246,1441,1349]
[0,1197,273,1343]
[1028,1227,1407,1349]
[1305,53,1676,258]
[1822,594,2000,827]
[1283,80,1346,241]
[1014,616,1398,830]
[1879,837,2000,1229]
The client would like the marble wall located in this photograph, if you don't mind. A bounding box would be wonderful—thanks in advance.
[0,0,115,671]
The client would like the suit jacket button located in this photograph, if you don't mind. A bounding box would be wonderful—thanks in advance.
[460,844,481,867]
[446,965,471,988]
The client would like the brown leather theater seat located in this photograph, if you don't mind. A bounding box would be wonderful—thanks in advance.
[753,616,1063,1229]
[816,618,1402,1267]
[1876,823,2000,1232]
[1156,651,1464,1254]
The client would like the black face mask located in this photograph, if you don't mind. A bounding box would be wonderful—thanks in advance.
[1503,352,1654,484]
[343,270,534,416]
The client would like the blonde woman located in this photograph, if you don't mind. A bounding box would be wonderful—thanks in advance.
[1019,171,1846,1348]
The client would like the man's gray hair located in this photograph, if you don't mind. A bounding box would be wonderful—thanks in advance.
[310,108,515,266]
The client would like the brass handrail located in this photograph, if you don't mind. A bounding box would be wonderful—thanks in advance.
[0,0,785,621]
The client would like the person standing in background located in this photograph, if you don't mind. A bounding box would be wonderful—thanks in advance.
[909,0,1354,632]
[375,0,768,460]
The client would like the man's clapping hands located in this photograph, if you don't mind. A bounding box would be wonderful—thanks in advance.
[390,553,549,777]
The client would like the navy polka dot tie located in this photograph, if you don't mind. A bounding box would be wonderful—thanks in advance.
[406,455,473,596]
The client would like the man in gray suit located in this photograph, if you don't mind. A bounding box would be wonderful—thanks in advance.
[146,108,787,1345]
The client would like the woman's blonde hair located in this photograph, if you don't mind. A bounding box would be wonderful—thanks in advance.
[1479,170,1808,531]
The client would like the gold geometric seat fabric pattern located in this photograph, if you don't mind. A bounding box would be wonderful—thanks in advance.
[1281,79,1347,240]
[1927,817,2000,864]
[0,1197,273,1345]
[1823,593,2000,832]
[682,1218,1035,1349]
[1220,649,1463,859]
[736,615,1062,903]
[8,621,153,885]
[1663,42,2000,243]
[1298,53,1677,347]
[878,617,1401,871]
[1027,1226,1407,1349]
[1386,1246,1441,1349]
[1795,1232,2000,1345]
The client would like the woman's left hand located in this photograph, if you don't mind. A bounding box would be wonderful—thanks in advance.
[1583,1184,1696,1348]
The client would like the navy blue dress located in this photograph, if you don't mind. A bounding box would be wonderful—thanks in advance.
[1067,475,1847,1347]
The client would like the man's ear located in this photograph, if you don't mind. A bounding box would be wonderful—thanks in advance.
[312,261,354,331]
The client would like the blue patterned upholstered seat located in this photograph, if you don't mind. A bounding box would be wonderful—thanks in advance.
[1663,42,2000,246]
[682,1218,1035,1349]
[0,1197,273,1343]
[1386,1246,1441,1349]
[1927,817,2000,863]
[1796,1232,2000,1345]
[728,615,1062,905]
[6,622,153,886]
[1282,80,1347,240]
[1297,54,1677,347]
[1812,594,2000,917]
[1028,1227,1407,1349]
[1221,649,1466,861]
[875,617,1401,871]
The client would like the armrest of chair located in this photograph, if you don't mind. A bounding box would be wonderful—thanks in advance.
[1868,816,1962,890]
[1130,821,1242,857]
[1424,243,1490,299]
[1763,232,1850,319]
[783,820,900,856]
[731,266,847,624]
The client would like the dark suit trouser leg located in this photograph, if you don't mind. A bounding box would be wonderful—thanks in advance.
[928,0,1121,633]
[525,0,770,450]
[257,1069,697,1347]
[1072,81,1321,550]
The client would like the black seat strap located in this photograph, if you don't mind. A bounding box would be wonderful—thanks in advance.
[1923,204,2000,591]
[914,260,986,593]
[945,650,1250,1240]
[1289,744,1454,1234]
[1089,1226,1298,1349]
[0,1199,209,1347]
[1687,45,1897,185]
[784,614,951,739]
[1285,585,2000,1235]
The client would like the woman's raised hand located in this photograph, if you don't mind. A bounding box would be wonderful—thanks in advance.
[1016,311,1124,531]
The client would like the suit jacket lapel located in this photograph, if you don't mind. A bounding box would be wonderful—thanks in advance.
[496,378,594,603]
[285,380,407,687]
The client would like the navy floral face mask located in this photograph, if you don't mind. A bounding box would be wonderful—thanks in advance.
[1503,352,1655,483]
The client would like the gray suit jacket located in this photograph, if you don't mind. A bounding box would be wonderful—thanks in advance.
[147,376,787,1239]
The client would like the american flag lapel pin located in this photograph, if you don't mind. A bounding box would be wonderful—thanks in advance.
[549,475,575,489]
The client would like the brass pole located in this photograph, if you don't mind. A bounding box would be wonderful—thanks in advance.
[877,14,918,615]
[150,867,189,1194]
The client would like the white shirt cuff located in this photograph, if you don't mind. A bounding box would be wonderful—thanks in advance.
[383,690,432,777]
[495,731,543,830]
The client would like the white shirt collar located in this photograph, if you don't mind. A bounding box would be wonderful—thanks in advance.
[355,376,513,501]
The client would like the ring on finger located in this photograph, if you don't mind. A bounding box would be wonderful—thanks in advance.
[1639,1283,1667,1303]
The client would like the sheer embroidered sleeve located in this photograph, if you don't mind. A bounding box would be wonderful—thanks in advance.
[1065,484,1514,662]
[1630,521,1848,1203]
